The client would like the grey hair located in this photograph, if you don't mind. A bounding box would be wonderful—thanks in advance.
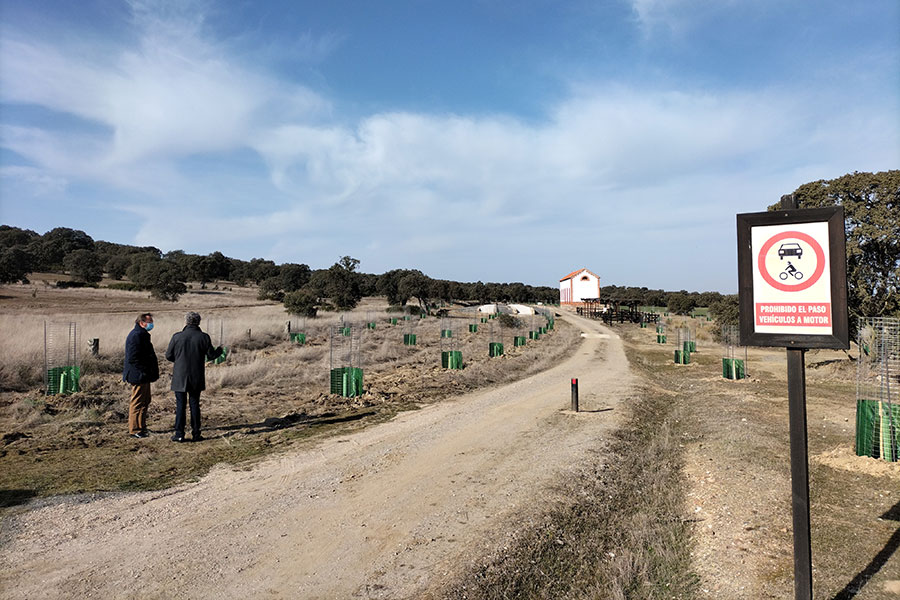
[184,311,201,326]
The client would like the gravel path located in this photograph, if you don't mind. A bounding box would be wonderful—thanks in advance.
[0,313,632,599]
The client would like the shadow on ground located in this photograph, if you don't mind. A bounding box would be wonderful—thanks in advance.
[832,499,900,600]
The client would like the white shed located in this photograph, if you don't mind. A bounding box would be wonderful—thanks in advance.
[559,268,600,305]
[508,304,535,315]
[478,303,515,314]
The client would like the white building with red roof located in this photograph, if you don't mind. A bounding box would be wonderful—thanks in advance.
[559,268,600,305]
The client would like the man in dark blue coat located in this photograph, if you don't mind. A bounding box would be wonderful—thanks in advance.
[122,313,159,438]
[165,311,224,442]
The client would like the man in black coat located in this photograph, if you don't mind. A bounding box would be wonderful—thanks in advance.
[122,313,159,438]
[165,311,223,442]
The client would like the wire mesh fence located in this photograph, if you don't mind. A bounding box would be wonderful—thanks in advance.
[856,317,899,461]
[403,314,417,346]
[440,317,462,369]
[205,317,227,364]
[674,327,691,364]
[489,318,504,357]
[721,324,748,380]
[330,322,363,397]
[288,317,307,345]
[44,321,80,395]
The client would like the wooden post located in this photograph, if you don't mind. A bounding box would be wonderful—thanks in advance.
[781,192,813,600]
[787,348,813,600]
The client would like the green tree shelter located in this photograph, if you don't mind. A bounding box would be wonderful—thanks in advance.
[770,170,900,330]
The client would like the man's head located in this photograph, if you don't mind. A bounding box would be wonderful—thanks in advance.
[136,313,153,330]
[185,311,201,326]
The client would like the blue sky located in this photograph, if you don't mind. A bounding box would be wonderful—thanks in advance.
[1,0,898,292]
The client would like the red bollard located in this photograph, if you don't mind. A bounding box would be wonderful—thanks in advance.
[571,378,579,412]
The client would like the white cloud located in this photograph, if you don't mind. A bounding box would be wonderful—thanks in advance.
[247,83,897,217]
[628,0,741,35]
[0,2,328,176]
[0,165,68,196]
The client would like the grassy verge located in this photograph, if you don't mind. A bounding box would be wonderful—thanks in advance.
[0,404,403,513]
[443,359,699,599]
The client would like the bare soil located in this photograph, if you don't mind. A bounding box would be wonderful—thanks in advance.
[0,312,629,599]
[619,318,900,600]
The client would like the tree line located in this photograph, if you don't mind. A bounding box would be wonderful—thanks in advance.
[0,227,562,311]
[0,224,736,316]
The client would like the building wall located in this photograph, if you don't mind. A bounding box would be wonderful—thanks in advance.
[559,270,600,304]
[559,280,572,304]
[572,274,599,302]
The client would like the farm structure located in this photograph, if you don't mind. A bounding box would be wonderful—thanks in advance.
[576,298,660,325]
[559,268,601,306]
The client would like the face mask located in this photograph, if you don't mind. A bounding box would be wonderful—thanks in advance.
[145,322,154,331]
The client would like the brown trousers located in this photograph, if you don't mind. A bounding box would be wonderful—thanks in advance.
[129,383,152,434]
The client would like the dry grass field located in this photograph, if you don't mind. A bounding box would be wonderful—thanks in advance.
[0,279,578,506]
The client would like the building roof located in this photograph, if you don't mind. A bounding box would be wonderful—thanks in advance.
[559,268,600,282]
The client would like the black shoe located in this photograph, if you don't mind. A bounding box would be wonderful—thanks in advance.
[191,435,204,442]
[131,432,148,439]
[171,435,186,443]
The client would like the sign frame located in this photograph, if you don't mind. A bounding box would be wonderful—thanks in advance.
[737,206,849,349]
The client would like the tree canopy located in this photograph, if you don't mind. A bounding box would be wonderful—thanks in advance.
[769,170,900,327]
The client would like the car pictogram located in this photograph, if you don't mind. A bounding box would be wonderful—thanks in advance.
[778,242,803,260]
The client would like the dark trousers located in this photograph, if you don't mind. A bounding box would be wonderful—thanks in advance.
[174,389,202,438]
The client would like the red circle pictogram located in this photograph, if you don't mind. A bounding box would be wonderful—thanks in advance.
[757,231,825,292]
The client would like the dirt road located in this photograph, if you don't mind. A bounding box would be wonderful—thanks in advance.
[0,313,632,599]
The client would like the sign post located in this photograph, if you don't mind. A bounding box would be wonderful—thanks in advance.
[737,196,848,600]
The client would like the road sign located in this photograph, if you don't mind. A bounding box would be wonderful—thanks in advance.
[737,206,848,349]
[738,199,849,600]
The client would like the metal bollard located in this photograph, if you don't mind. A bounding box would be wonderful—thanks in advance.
[571,378,579,412]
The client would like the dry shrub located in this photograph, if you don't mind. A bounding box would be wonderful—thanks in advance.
[0,361,42,392]
[363,337,404,365]
[82,352,124,375]
[207,358,273,391]
[8,397,53,429]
